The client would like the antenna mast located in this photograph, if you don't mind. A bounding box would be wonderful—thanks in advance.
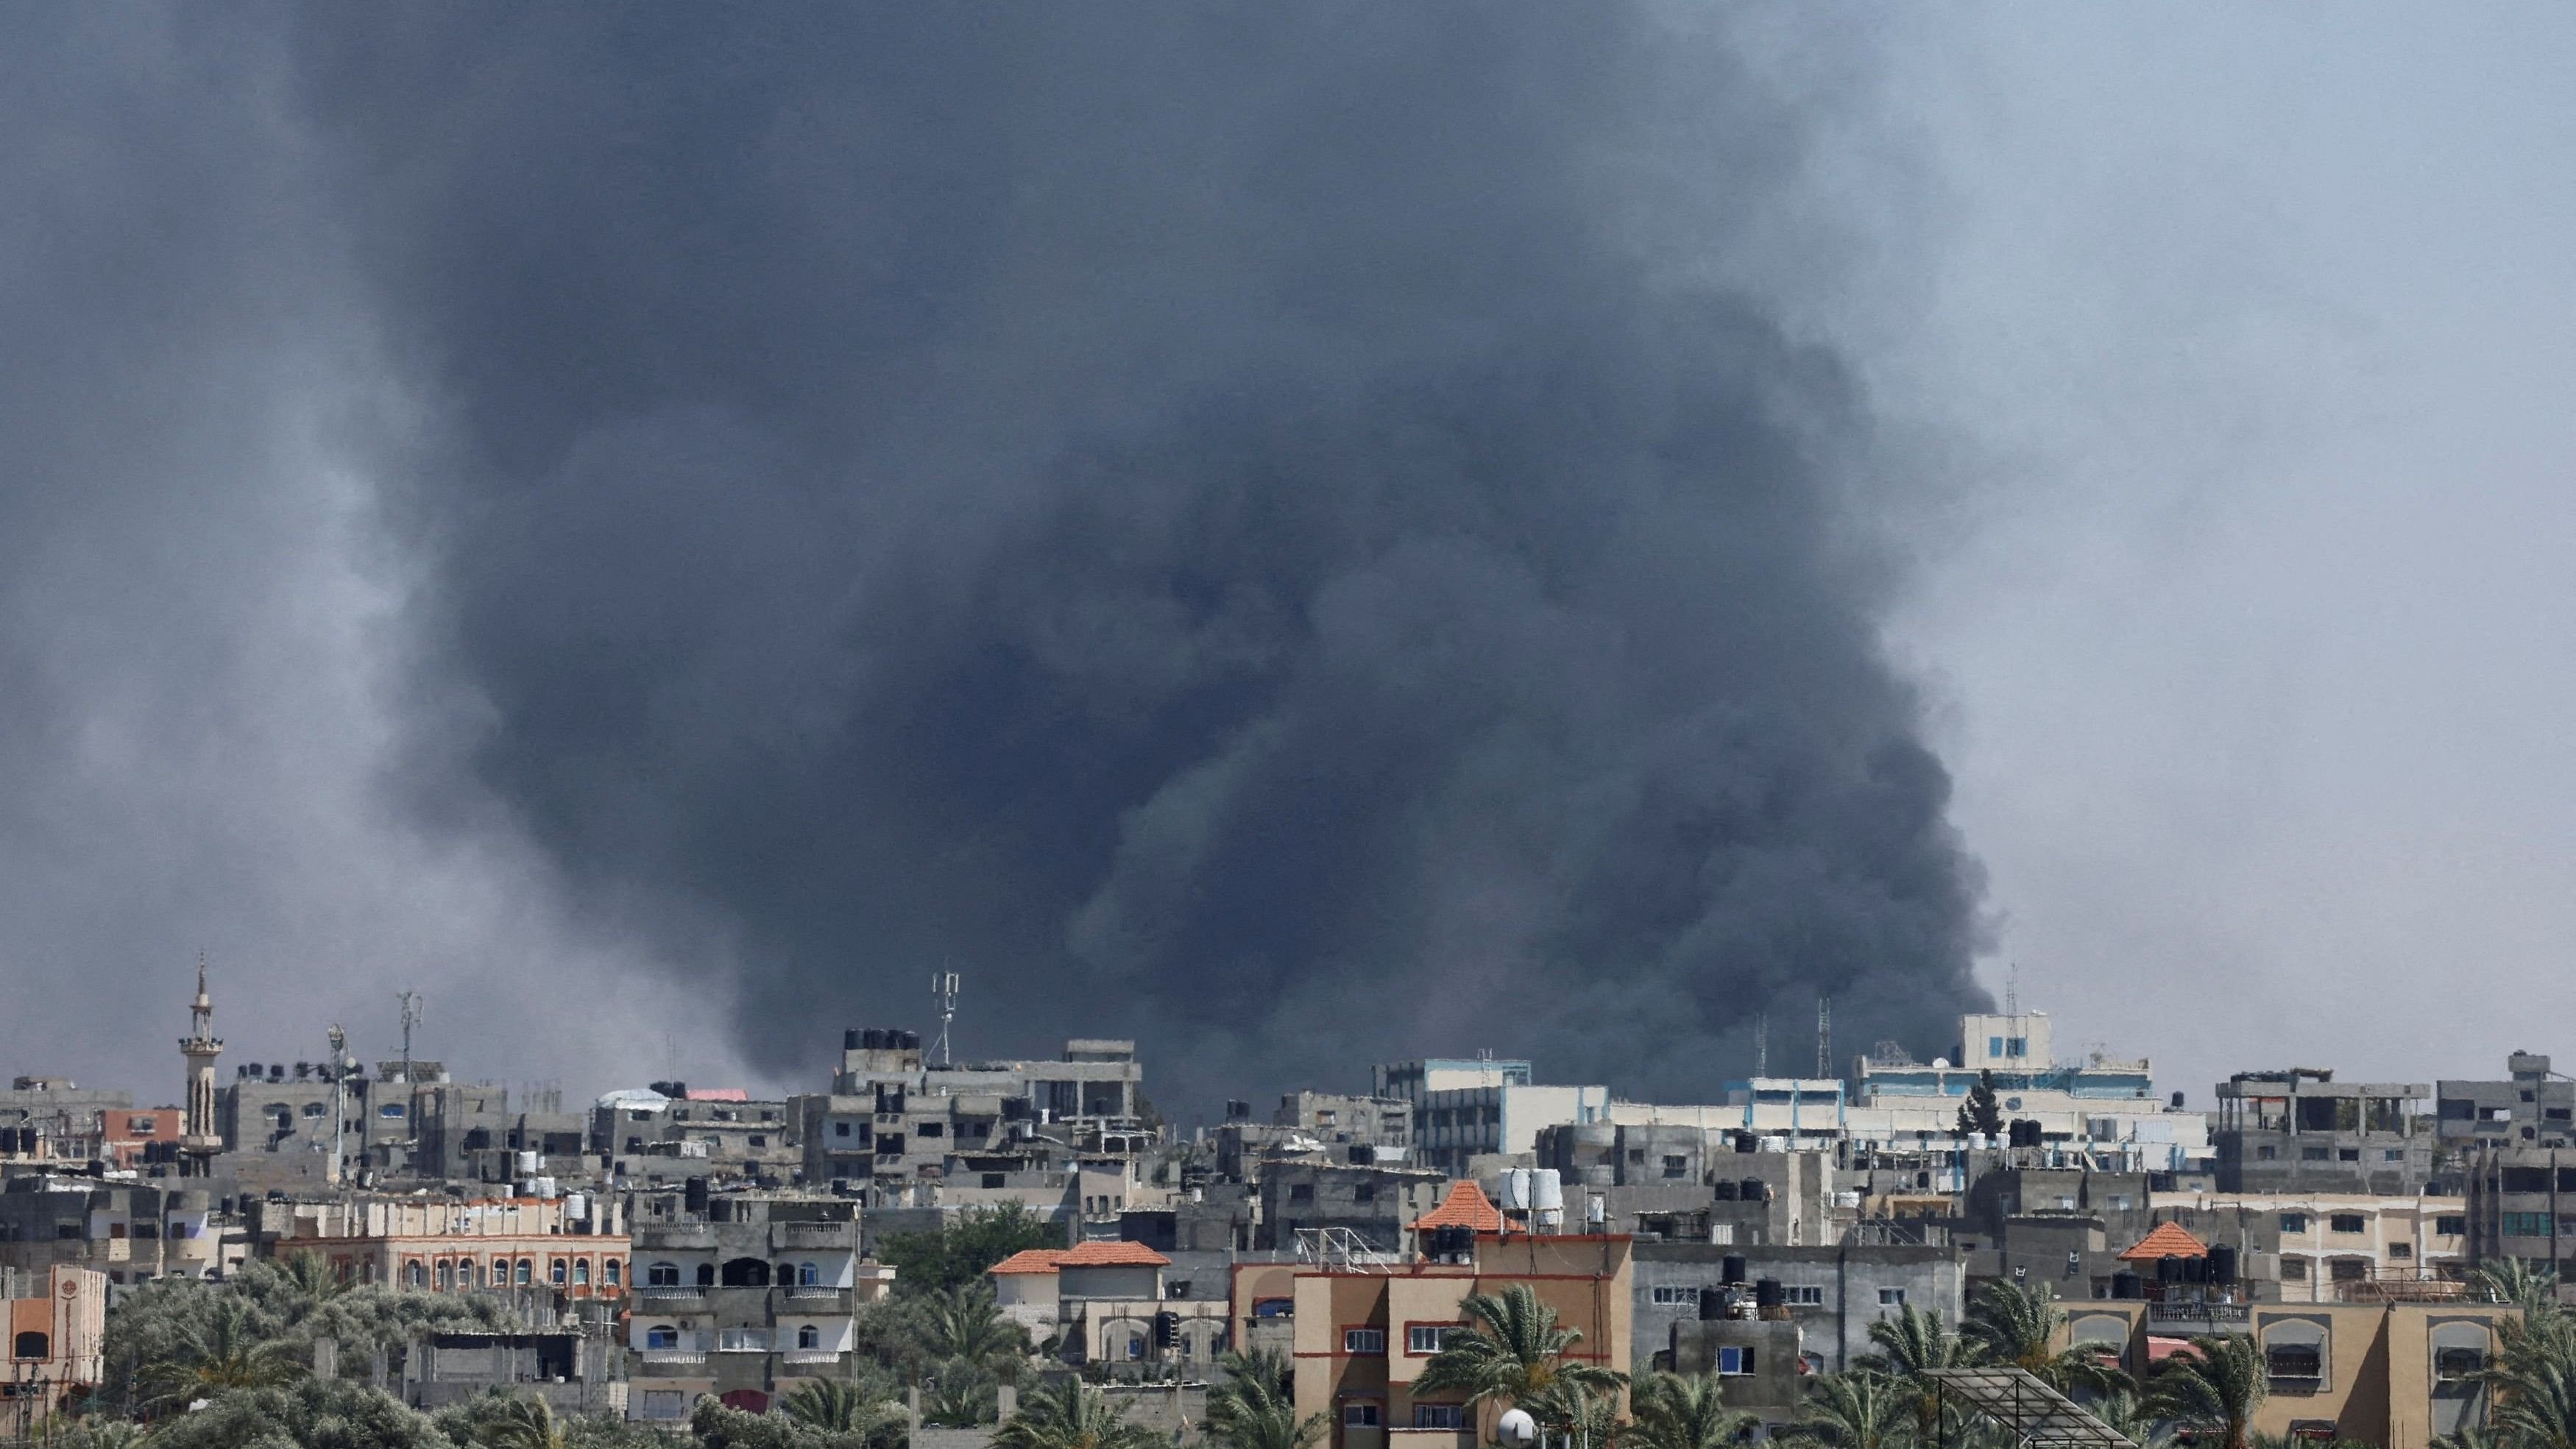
[930,972,960,1068]
[396,991,423,1080]
[1754,1013,1768,1079]
[327,1023,348,1186]
[1816,996,1833,1080]
[2006,962,2020,1017]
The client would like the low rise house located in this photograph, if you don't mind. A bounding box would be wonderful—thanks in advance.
[989,1240,1227,1365]
[0,1264,105,1417]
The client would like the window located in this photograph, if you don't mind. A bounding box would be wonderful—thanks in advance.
[2390,1243,2413,1260]
[1355,1183,1377,1204]
[645,1325,679,1350]
[1128,1335,1146,1360]
[2330,1259,2368,1282]
[918,1122,943,1137]
[1652,1286,1706,1306]
[2301,1147,2330,1161]
[2505,1212,2553,1239]
[2385,1149,2405,1161]
[1408,1325,1457,1354]
[2006,1037,2027,1058]
[2279,1214,2310,1234]
[12,1331,46,1361]
[2282,1258,2310,1281]
[749,1135,765,1148]
[2258,1146,2276,1161]
[1413,1405,1465,1429]
[647,1261,679,1288]
[2329,1214,2366,1234]
[516,1259,533,1286]
[1989,1036,2004,1057]
[1342,1328,1386,1354]
[435,1261,452,1290]
[406,1261,425,1288]
[551,1258,567,1286]
[1342,1403,1381,1428]
[719,1328,770,1351]
[1878,1288,1906,1307]
[2438,1345,2488,1381]
[573,1259,590,1286]
[1785,1286,1825,1306]
[605,1260,621,1286]
[2437,1216,2468,1236]
[1253,1298,1293,1319]
[2338,1148,2360,1162]
[379,1103,406,1118]
[1289,1185,1314,1204]
[640,1391,687,1422]
[2268,1342,2324,1383]
[1719,1345,1758,1375]
[302,1102,325,1117]
[799,1262,820,1286]
[1663,1155,1689,1179]
[835,1122,851,1138]
[799,1324,821,1349]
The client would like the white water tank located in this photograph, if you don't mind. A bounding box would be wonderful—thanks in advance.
[1530,1169,1563,1214]
[516,1150,541,1175]
[1498,1168,1532,1210]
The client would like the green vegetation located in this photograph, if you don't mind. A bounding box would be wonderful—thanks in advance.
[990,1378,1164,1449]
[1206,1350,1328,1449]
[876,1205,1061,1297]
[1412,1283,1629,1415]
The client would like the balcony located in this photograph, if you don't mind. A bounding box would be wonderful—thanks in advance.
[634,1351,709,1375]
[636,1287,710,1308]
[772,1222,858,1251]
[779,1350,847,1368]
[635,1225,718,1250]
[780,1286,854,1311]
[2145,1302,2251,1334]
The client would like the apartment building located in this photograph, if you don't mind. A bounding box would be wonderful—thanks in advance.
[1847,1011,2211,1172]
[1632,1240,1964,1372]
[0,1265,105,1417]
[2460,1144,2576,1272]
[2148,1189,2468,1300]
[989,1239,1227,1364]
[255,1194,629,1298]
[2215,1069,2436,1194]
[2437,1054,2575,1153]
[795,1031,1149,1195]
[1254,1161,1451,1254]
[0,1180,223,1283]
[625,1193,891,1423]
[600,1088,799,1189]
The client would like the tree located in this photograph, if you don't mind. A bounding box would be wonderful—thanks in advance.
[1627,1371,1758,1449]
[2145,1336,2265,1449]
[880,1204,1063,1297]
[782,1377,907,1438]
[1780,1372,1909,1449]
[478,1395,570,1449]
[1962,1281,2124,1395]
[1858,1303,1980,1442]
[1208,1349,1330,1449]
[1521,1379,1624,1446]
[1414,1283,1629,1414]
[137,1297,310,1413]
[920,1283,1029,1367]
[2087,1389,2174,1449]
[2474,1258,2563,1314]
[140,1378,448,1449]
[1956,1071,2003,1138]
[991,1378,1167,1449]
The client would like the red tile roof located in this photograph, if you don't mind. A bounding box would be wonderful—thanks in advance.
[1057,1240,1171,1267]
[2118,1221,2210,1261]
[1412,1179,1507,1233]
[988,1250,1068,1276]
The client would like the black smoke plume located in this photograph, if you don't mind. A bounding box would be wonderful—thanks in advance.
[283,6,1989,1107]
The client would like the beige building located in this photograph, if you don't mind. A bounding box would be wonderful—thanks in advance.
[260,1195,629,1300]
[0,1265,107,1418]
[1232,1227,1632,1449]
[2148,1188,2468,1298]
[989,1240,1227,1364]
[2061,1299,2509,1448]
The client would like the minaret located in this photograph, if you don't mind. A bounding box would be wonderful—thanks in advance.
[178,953,224,1175]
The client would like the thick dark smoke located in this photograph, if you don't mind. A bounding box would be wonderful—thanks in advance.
[275,6,1988,1108]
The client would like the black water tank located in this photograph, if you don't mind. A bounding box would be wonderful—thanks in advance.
[15,1128,32,1155]
[1722,1254,1748,1285]
[1754,1278,1786,1308]
[1740,1178,1768,1202]
[2209,1245,2239,1283]
[2156,1254,2182,1283]
[684,1177,710,1214]
[2111,1272,2141,1300]
[1713,1180,1738,1201]
[1153,1311,1178,1347]
[1733,1132,1757,1155]
[1697,1287,1724,1321]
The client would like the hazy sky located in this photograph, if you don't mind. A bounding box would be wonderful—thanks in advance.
[2,9,2570,1111]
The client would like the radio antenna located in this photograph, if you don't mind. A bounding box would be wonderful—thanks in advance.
[931,971,960,1068]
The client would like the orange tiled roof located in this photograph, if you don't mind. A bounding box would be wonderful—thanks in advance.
[1412,1179,1507,1233]
[2118,1221,2210,1261]
[1057,1240,1172,1267]
[988,1250,1069,1276]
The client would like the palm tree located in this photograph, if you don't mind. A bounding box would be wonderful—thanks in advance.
[2087,1389,2173,1449]
[276,1250,349,1311]
[1415,1284,1629,1414]
[922,1283,1029,1365]
[137,1298,308,1412]
[2474,1259,2563,1314]
[478,1395,568,1449]
[992,1378,1167,1449]
[1627,1370,1758,1449]
[1963,1282,2125,1395]
[1209,1350,1328,1449]
[1781,1372,1910,1449]
[1860,1303,1981,1441]
[2145,1336,2265,1449]
[783,1378,906,1435]
[1521,1379,1624,1447]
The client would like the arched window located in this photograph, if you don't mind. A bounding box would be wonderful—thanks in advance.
[406,1260,425,1288]
[12,1331,46,1361]
[648,1261,679,1288]
[799,1262,819,1286]
[720,1257,771,1287]
[574,1259,590,1286]
[645,1325,679,1350]
[2262,1318,2329,1390]
[515,1258,532,1286]
[799,1324,820,1349]
[551,1258,567,1286]
[696,1262,716,1287]
[434,1261,452,1290]
[605,1259,623,1286]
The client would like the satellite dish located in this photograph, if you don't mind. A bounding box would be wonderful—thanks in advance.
[1498,1409,1538,1448]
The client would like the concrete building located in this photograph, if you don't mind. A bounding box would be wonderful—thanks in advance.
[0,1080,144,1167]
[1847,1010,2209,1173]
[796,1031,1150,1200]
[2062,1299,2508,1448]
[255,1194,629,1299]
[625,1192,888,1423]
[2460,1145,2576,1276]
[402,1330,624,1418]
[1664,1316,1803,1426]
[601,1088,798,1190]
[0,1179,222,1284]
[2437,1054,2575,1154]
[988,1240,1226,1365]
[2215,1069,2436,1194]
[2148,1189,2468,1300]
[1256,1162,1451,1255]
[1632,1240,1964,1373]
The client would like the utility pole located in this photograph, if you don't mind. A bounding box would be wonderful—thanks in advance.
[1816,996,1833,1081]
[396,991,423,1081]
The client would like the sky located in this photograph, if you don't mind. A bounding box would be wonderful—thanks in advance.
[1,9,2571,1115]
